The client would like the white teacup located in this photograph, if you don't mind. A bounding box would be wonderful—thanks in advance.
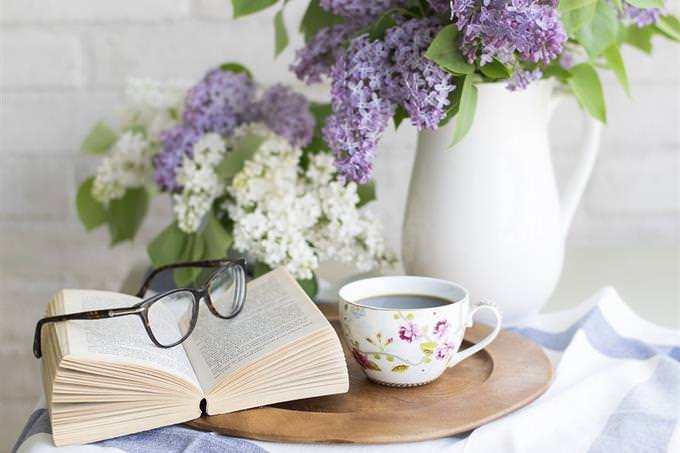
[338,276,502,387]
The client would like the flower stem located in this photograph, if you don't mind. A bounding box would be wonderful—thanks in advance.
[358,349,424,366]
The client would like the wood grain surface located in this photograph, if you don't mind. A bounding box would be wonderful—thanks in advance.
[187,303,553,443]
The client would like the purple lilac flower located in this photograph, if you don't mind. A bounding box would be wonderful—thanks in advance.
[506,68,543,91]
[154,67,255,191]
[291,24,359,84]
[622,1,666,27]
[427,0,453,13]
[384,17,455,129]
[452,0,566,67]
[319,0,403,18]
[323,35,395,183]
[245,84,315,147]
[154,125,200,191]
[183,68,255,135]
[451,0,480,27]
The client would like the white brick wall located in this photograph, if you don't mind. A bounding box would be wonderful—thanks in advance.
[0,0,678,449]
[0,0,191,22]
[0,31,83,88]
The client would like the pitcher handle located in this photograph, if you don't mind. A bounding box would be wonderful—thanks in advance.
[448,302,502,368]
[549,92,602,237]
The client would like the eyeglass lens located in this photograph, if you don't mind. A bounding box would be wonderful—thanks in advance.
[207,266,242,317]
[147,290,196,346]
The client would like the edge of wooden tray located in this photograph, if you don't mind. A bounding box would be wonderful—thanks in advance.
[187,303,553,444]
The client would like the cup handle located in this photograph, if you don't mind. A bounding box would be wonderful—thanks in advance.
[448,302,502,368]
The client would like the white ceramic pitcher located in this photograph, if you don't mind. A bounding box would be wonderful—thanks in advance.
[401,80,601,326]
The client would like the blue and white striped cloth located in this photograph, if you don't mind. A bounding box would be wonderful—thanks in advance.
[13,287,680,453]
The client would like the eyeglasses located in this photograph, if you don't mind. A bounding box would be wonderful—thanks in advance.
[33,258,247,359]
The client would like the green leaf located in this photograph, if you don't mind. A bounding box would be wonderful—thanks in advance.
[216,132,265,178]
[603,44,630,96]
[303,102,330,155]
[568,62,607,123]
[386,355,394,362]
[274,10,289,57]
[297,273,319,298]
[310,102,332,120]
[655,15,680,41]
[148,222,188,267]
[391,364,410,373]
[203,212,233,260]
[219,62,253,78]
[480,59,511,79]
[174,234,205,287]
[369,13,396,40]
[310,102,331,137]
[300,0,342,42]
[625,0,664,8]
[620,25,654,53]
[393,105,409,129]
[543,62,572,82]
[231,0,277,18]
[559,0,597,35]
[438,77,465,126]
[107,187,149,245]
[76,177,107,231]
[451,75,478,146]
[425,25,474,75]
[303,135,329,155]
[420,341,438,356]
[127,125,146,135]
[356,181,376,208]
[557,0,596,13]
[575,1,619,57]
[253,261,272,277]
[81,121,117,155]
[610,0,623,12]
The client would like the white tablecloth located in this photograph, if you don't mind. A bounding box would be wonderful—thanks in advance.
[13,287,680,453]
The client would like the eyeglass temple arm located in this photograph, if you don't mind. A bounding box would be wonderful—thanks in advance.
[33,307,144,359]
[135,258,246,298]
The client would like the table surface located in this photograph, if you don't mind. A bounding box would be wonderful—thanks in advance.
[9,246,677,453]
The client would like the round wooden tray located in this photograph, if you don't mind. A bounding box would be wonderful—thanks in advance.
[187,304,552,444]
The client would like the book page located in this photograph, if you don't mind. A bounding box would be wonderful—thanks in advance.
[62,290,200,389]
[182,268,330,392]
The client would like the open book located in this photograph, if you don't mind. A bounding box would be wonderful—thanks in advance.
[40,268,349,446]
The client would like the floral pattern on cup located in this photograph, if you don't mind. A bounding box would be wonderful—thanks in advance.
[398,321,422,343]
[343,307,458,374]
[347,304,367,320]
[339,276,503,386]
[351,347,381,371]
[432,319,449,339]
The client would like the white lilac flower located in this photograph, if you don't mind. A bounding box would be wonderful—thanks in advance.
[92,131,152,203]
[225,123,392,280]
[172,133,227,233]
[91,78,186,205]
[121,78,187,142]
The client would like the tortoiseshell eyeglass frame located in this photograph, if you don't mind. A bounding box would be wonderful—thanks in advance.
[32,258,247,359]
